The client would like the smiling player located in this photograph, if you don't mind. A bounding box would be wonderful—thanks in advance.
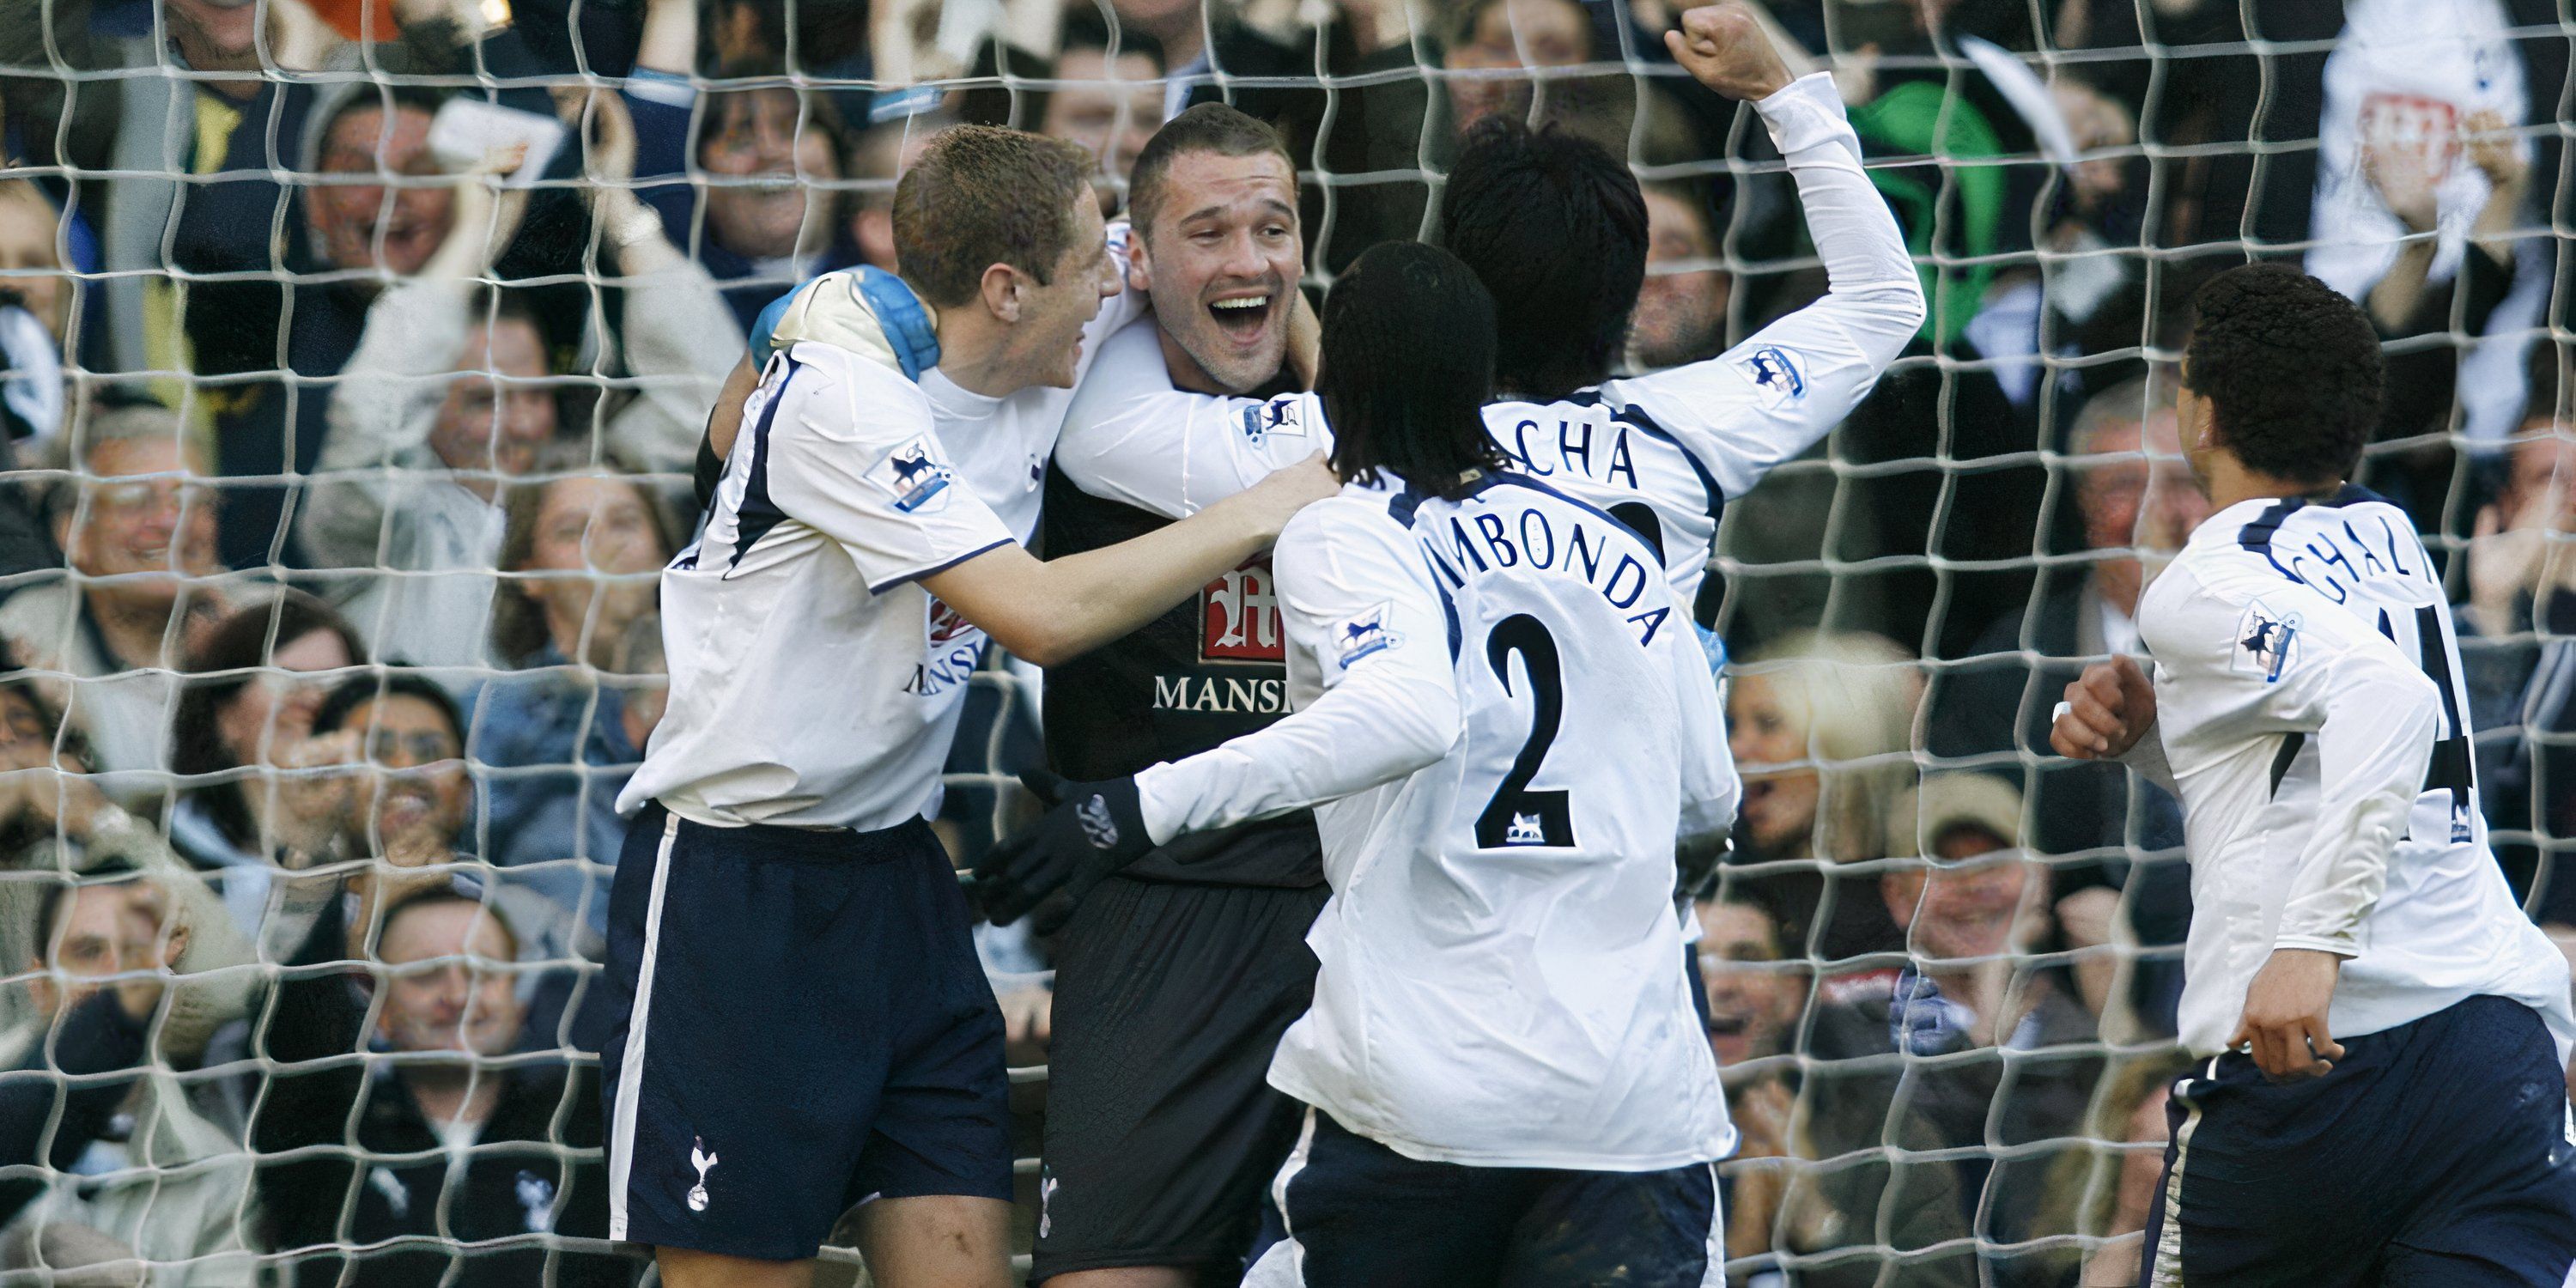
[984,240,1740,1285]
[598,126,1335,1288]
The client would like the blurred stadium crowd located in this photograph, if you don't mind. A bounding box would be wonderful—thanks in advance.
[0,0,2567,1282]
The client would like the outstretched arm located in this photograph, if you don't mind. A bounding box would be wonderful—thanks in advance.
[922,458,1339,667]
[748,345,1342,669]
[1054,320,1331,520]
[974,501,1461,932]
[1607,5,1924,500]
[1132,502,1461,837]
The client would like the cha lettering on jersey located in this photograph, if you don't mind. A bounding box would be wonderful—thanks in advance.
[866,434,954,513]
[904,596,989,696]
[1498,416,1642,491]
[2233,600,2300,682]
[1418,505,1670,647]
[1737,345,1807,409]
[1238,396,1306,447]
[1202,560,1283,663]
[1151,675,1290,713]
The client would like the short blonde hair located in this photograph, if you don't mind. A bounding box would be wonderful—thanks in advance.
[1737,629,1923,863]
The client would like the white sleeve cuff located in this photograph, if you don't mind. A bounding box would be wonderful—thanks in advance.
[1134,760,1190,846]
[1753,71,1857,158]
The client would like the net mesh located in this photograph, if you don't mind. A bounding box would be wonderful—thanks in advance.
[0,0,2567,1281]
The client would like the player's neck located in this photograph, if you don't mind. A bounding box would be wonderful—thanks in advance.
[928,308,1026,399]
[2202,452,2341,516]
[1157,327,1233,395]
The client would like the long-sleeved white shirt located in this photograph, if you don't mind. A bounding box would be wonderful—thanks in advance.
[2129,488,2575,1059]
[1053,70,1923,614]
[298,256,732,670]
[1138,474,1738,1169]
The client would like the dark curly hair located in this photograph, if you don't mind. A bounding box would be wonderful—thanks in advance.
[2182,263,2384,487]
[1440,114,1647,401]
[1321,242,1503,499]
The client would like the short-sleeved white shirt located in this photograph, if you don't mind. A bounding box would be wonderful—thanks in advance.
[617,342,1016,829]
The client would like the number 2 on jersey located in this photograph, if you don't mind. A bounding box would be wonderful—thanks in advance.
[1477,614,1577,848]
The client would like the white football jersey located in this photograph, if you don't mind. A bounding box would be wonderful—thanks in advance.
[1136,473,1739,1169]
[619,342,1016,829]
[1052,70,1923,614]
[769,223,1148,545]
[2129,487,2575,1059]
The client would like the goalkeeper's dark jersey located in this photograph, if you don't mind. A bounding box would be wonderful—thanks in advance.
[1038,462,1324,889]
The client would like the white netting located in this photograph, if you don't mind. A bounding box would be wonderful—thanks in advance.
[0,0,2567,1282]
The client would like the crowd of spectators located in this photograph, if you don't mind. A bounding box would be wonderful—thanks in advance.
[0,0,2561,1281]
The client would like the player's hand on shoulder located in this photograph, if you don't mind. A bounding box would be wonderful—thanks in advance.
[1241,453,1344,532]
[2230,947,2347,1083]
[975,770,1155,934]
[1664,3,1794,103]
[2050,654,2154,761]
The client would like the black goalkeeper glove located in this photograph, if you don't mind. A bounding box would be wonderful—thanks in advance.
[1676,829,1733,905]
[975,770,1154,934]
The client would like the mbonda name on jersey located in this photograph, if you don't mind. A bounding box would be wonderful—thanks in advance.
[1414,477,1680,649]
[1134,472,1738,1169]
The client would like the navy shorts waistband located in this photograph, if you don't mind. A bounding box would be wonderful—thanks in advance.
[637,800,939,862]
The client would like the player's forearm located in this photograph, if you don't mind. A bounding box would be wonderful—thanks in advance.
[1759,72,1926,361]
[1011,487,1296,665]
[1137,670,1460,841]
[1059,325,1319,519]
[2275,675,2440,953]
[1608,74,1923,499]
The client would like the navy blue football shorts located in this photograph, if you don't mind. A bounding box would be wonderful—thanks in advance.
[598,803,1012,1261]
[1242,1107,1722,1287]
[2142,993,2576,1286]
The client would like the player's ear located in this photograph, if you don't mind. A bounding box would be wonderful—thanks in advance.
[1127,234,1155,295]
[979,262,1025,324]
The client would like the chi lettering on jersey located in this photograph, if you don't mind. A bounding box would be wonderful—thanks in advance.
[1201,559,1283,662]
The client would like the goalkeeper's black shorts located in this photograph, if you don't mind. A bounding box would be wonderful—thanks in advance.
[598,803,1013,1262]
[2141,993,2576,1287]
[1031,873,1331,1285]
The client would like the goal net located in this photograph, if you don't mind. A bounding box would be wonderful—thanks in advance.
[0,0,2567,1281]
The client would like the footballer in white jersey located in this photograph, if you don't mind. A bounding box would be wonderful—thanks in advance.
[1052,67,1921,622]
[982,241,1738,1284]
[2055,264,2576,1286]
[596,127,1334,1288]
